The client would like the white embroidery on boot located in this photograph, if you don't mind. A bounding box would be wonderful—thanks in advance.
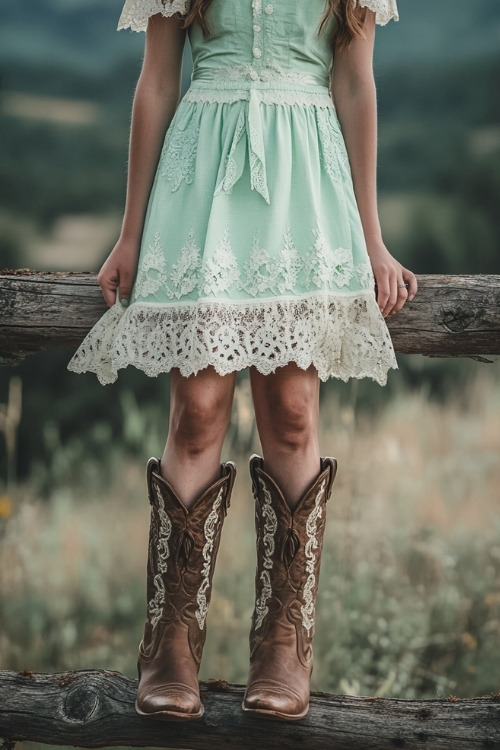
[254,479,278,630]
[195,487,224,630]
[300,478,327,637]
[148,484,173,629]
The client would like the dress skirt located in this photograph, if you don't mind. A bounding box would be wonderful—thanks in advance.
[68,11,398,386]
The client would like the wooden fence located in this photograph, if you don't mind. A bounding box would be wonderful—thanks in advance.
[0,271,499,363]
[0,270,499,749]
[1,669,500,749]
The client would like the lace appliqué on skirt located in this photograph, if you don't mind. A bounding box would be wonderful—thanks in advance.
[133,228,374,301]
[316,108,350,183]
[159,117,200,192]
[242,230,302,297]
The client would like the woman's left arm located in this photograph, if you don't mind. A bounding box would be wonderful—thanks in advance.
[331,10,417,317]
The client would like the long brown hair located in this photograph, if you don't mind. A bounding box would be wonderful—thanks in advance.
[320,1,367,50]
[176,0,367,47]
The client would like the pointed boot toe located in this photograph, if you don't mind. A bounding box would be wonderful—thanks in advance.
[136,683,204,720]
[243,680,308,720]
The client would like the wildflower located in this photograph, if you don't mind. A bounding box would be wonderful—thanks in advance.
[0,496,12,519]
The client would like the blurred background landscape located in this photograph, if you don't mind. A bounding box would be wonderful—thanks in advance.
[0,0,499,732]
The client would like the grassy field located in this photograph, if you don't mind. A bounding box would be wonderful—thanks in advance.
[1,367,499,705]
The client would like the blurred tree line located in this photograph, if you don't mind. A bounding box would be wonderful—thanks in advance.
[1,51,499,271]
[377,54,500,276]
[0,37,499,485]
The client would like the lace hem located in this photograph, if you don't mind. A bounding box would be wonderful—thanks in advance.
[358,0,399,25]
[67,294,397,386]
[118,0,189,32]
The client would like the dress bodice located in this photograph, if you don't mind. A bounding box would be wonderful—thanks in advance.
[189,0,335,89]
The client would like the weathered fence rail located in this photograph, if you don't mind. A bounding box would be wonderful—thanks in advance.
[0,271,499,365]
[1,669,500,750]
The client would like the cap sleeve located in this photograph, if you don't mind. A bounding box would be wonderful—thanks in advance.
[358,0,399,25]
[118,0,190,32]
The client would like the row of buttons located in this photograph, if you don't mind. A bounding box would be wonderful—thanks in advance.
[251,2,274,61]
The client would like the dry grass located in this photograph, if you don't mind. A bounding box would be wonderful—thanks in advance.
[1,368,499,700]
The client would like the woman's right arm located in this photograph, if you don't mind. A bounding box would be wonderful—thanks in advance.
[98,14,186,307]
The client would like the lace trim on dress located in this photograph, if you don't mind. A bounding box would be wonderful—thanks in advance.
[194,63,328,88]
[158,117,200,192]
[183,87,334,108]
[316,108,350,182]
[118,0,189,32]
[67,293,398,387]
[188,63,332,105]
[357,0,399,26]
[133,228,374,300]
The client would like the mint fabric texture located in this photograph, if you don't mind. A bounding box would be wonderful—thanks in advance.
[68,0,399,386]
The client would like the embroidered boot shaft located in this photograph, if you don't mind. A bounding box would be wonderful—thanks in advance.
[243,454,337,720]
[136,457,236,720]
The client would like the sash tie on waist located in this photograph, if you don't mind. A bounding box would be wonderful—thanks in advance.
[214,90,270,204]
[189,67,331,205]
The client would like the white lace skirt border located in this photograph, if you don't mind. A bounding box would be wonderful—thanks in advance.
[67,292,398,386]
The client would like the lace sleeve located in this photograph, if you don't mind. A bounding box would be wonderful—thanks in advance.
[118,0,190,32]
[358,0,399,26]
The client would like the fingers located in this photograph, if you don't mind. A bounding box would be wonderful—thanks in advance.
[375,267,400,317]
[404,269,418,302]
[97,266,134,308]
[388,269,418,316]
[97,266,119,308]
[118,270,134,307]
[389,283,409,316]
[375,267,417,318]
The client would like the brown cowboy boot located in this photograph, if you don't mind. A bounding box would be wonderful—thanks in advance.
[242,454,337,720]
[136,457,236,720]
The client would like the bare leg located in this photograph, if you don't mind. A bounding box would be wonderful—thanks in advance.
[161,367,237,508]
[249,363,321,510]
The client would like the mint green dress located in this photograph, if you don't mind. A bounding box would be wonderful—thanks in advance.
[68,0,399,385]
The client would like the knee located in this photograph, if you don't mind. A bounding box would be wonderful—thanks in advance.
[170,392,229,455]
[262,388,317,452]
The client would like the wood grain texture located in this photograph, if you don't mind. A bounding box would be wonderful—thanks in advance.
[0,670,499,749]
[0,272,499,365]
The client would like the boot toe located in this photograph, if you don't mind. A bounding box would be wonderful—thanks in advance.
[136,683,203,720]
[243,680,308,720]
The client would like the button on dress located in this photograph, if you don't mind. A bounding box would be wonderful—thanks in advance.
[68,0,399,385]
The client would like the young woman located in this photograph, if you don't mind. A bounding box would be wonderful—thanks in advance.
[69,0,416,722]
